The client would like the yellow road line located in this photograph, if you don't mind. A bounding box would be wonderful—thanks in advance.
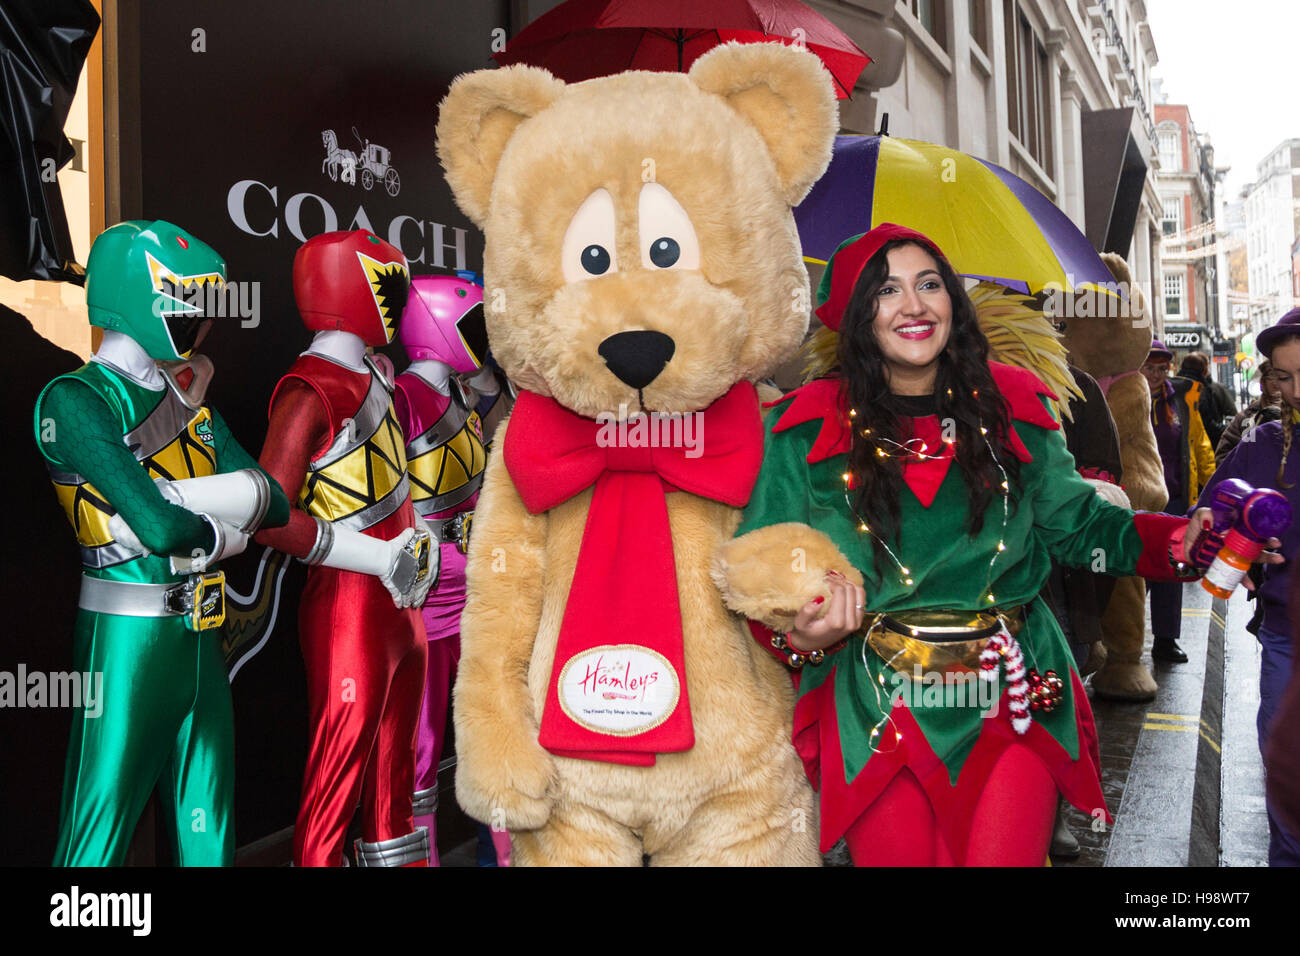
[1182,608,1211,618]
[1141,713,1222,752]
[1146,713,1213,733]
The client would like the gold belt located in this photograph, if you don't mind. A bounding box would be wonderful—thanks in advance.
[865,607,1025,676]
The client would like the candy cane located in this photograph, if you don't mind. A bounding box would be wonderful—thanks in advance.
[979,627,1032,734]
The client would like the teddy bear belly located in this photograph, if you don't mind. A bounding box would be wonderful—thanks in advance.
[526,494,803,813]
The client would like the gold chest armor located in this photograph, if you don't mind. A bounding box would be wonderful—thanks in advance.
[405,382,487,517]
[50,385,218,569]
[299,366,410,531]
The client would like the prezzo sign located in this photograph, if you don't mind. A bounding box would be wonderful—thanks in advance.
[1165,331,1204,348]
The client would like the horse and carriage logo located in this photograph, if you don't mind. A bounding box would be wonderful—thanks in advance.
[321,127,401,197]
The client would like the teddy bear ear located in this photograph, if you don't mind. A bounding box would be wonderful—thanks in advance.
[688,41,838,207]
[436,65,567,227]
[1100,251,1131,286]
[1100,251,1151,335]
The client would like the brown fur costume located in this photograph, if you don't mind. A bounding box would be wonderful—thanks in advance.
[1058,253,1166,700]
[436,42,838,865]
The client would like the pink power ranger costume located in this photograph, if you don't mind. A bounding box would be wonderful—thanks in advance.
[254,231,436,867]
[393,272,509,865]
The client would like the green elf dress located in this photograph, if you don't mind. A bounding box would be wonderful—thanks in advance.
[737,361,1190,860]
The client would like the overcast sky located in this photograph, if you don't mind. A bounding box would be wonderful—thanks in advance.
[1145,0,1300,201]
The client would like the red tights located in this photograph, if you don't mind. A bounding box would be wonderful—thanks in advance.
[844,745,1058,866]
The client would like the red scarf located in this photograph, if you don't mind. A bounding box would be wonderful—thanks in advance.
[503,381,763,765]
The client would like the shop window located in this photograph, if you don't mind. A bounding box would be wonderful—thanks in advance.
[969,0,988,51]
[1003,0,1053,172]
[1159,129,1180,170]
[910,0,947,49]
[1164,272,1185,319]
[1162,197,1182,237]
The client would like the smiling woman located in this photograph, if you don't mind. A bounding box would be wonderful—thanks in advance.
[866,244,953,395]
[718,221,1211,867]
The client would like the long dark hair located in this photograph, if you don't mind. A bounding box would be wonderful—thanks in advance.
[835,239,1019,576]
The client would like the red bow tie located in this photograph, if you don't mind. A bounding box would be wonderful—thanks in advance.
[503,381,763,764]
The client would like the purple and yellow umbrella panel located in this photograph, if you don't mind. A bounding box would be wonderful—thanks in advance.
[795,135,1119,297]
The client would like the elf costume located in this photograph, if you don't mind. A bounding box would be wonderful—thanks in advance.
[36,221,290,865]
[736,224,1195,865]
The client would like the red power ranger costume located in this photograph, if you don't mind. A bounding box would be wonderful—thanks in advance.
[254,231,436,867]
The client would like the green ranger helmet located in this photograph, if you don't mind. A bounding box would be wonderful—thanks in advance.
[86,221,227,361]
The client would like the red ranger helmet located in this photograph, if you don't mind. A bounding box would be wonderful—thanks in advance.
[293,230,410,346]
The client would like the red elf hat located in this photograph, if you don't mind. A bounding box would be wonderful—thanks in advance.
[814,223,951,331]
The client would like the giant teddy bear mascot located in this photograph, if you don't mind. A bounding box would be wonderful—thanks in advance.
[436,42,838,866]
[1058,254,1167,701]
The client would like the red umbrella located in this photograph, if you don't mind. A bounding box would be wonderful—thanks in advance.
[493,0,871,99]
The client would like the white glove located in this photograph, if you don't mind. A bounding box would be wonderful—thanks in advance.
[107,512,147,556]
[108,507,248,571]
[156,469,272,533]
[170,514,249,573]
[310,521,438,609]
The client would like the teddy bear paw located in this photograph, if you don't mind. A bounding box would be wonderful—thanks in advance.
[711,522,863,632]
[454,742,557,831]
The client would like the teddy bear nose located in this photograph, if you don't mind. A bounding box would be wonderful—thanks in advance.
[598,330,676,389]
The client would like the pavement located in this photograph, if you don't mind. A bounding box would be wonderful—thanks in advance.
[1056,581,1270,867]
[434,582,1275,868]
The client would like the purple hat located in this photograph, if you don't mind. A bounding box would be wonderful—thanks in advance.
[1147,340,1174,362]
[1257,308,1300,357]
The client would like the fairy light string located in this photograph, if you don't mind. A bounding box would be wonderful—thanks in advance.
[839,389,1032,749]
[841,390,1011,603]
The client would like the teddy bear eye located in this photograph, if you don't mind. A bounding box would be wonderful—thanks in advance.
[582,244,612,275]
[648,238,680,269]
[639,183,699,272]
[561,189,618,284]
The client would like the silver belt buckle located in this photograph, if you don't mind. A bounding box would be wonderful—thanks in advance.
[451,510,473,554]
[162,572,227,631]
[163,579,197,617]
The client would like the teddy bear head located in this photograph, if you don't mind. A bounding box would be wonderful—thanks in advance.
[436,42,837,418]
[1057,251,1153,380]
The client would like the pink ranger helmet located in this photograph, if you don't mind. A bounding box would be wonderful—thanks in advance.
[399,271,487,373]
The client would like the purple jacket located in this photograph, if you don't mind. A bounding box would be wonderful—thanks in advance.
[1196,418,1299,634]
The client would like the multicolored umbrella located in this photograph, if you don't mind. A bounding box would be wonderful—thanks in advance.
[795,135,1119,296]
[493,0,871,99]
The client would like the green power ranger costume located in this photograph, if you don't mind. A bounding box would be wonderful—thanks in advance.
[34,221,289,866]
